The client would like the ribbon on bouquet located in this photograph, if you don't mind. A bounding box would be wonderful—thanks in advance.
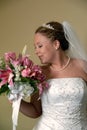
[8,82,34,130]
[12,97,22,130]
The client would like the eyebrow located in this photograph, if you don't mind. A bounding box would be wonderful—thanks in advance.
[36,40,49,44]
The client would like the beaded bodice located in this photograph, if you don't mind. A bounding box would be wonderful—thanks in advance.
[33,78,87,130]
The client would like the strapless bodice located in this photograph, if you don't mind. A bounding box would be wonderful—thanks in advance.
[33,78,87,130]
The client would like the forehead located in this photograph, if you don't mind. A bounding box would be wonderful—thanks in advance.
[34,33,50,44]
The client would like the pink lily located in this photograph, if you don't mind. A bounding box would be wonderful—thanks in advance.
[5,52,16,62]
[37,81,49,95]
[21,68,31,77]
[22,56,33,68]
[0,68,14,88]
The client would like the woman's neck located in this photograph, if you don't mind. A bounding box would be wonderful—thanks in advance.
[50,54,70,72]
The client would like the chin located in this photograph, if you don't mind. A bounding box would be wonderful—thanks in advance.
[40,60,49,64]
[39,58,49,64]
[40,61,46,64]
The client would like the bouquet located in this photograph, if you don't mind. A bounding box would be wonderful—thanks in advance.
[0,46,49,130]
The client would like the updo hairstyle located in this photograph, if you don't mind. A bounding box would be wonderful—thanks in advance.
[35,21,69,51]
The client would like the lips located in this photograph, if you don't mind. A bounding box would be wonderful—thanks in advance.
[39,56,43,60]
[38,55,43,58]
[38,55,44,62]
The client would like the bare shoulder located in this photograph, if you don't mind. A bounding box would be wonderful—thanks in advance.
[71,58,86,65]
[71,58,87,81]
[72,58,87,69]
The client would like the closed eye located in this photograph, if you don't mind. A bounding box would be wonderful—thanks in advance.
[34,44,43,49]
[38,45,43,48]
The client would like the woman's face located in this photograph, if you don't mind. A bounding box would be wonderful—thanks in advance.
[34,33,57,64]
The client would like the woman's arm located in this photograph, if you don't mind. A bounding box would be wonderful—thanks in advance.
[20,91,42,118]
[80,60,87,82]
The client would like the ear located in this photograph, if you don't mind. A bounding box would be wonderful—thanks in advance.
[53,40,60,50]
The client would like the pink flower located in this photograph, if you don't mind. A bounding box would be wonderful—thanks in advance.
[5,52,16,62]
[0,67,14,88]
[21,68,31,77]
[21,68,36,78]
[38,81,49,95]
[22,56,33,68]
[5,53,23,67]
[0,51,49,95]
[31,65,46,82]
[9,54,22,67]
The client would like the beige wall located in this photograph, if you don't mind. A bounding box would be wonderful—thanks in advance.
[0,0,87,130]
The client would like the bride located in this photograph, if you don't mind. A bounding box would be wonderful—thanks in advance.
[20,21,87,130]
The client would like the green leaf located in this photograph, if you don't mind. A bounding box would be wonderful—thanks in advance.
[0,85,10,95]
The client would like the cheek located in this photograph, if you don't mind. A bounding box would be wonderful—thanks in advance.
[42,45,55,58]
[44,46,53,53]
[46,47,55,56]
[44,46,49,51]
[44,51,53,61]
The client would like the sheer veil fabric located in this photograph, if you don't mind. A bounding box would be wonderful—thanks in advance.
[62,21,87,73]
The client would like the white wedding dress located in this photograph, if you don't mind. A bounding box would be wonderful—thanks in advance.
[33,78,87,130]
